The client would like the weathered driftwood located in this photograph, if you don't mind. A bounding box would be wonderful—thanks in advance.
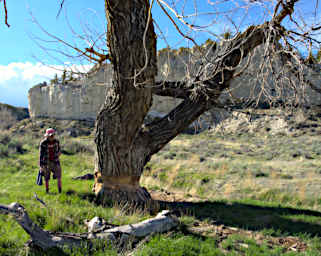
[0,202,178,250]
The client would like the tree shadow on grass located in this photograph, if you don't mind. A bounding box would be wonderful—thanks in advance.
[70,190,98,203]
[72,189,321,237]
[158,200,321,237]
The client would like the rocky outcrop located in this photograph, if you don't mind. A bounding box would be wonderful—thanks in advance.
[28,45,321,122]
[28,63,180,121]
[28,82,106,121]
[28,65,112,121]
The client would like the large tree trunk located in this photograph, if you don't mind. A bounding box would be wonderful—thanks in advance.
[93,0,298,204]
[94,0,157,202]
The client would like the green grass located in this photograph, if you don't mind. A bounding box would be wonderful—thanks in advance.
[136,234,223,256]
[0,124,321,255]
[0,135,149,255]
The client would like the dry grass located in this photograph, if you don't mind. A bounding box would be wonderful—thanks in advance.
[142,125,321,211]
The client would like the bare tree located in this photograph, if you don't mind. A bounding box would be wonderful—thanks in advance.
[2,0,320,204]
[93,0,320,203]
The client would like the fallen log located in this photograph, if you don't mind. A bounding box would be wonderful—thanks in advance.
[0,202,178,250]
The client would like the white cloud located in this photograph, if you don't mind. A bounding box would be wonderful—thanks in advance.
[0,62,92,107]
[0,64,19,82]
[0,62,93,82]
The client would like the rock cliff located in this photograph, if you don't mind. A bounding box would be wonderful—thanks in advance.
[28,45,321,122]
[28,61,183,121]
[28,65,111,121]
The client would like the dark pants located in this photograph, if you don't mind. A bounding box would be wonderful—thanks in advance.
[43,161,61,181]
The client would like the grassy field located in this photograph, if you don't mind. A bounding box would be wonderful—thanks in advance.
[143,131,321,209]
[0,119,321,255]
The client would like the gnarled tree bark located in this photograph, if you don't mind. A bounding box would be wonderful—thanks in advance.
[94,0,157,202]
[93,0,299,204]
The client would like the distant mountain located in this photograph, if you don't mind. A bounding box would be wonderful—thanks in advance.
[0,102,29,130]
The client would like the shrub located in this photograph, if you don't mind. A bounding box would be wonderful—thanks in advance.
[0,131,10,144]
[0,144,9,158]
[61,140,95,155]
[0,132,25,156]
[8,139,24,154]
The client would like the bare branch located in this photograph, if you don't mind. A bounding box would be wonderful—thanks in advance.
[145,0,300,155]
[156,0,199,47]
[312,25,321,31]
[30,13,103,63]
[272,0,299,25]
[0,202,178,250]
[2,0,9,27]
[288,30,321,44]
[85,46,110,64]
[27,6,109,78]
[34,193,47,208]
[152,80,190,99]
[56,0,65,19]
[279,50,321,95]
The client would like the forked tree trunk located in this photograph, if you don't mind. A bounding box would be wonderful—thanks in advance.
[93,0,297,204]
[94,0,157,202]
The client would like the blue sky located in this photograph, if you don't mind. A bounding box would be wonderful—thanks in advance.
[0,0,105,107]
[0,0,319,107]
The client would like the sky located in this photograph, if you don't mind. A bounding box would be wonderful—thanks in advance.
[0,0,105,107]
[0,0,319,107]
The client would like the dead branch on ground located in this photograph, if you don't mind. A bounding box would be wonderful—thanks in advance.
[0,202,178,250]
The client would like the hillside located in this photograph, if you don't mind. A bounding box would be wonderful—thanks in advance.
[0,102,29,130]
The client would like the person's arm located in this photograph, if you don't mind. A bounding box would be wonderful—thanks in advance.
[57,140,61,157]
[39,141,45,171]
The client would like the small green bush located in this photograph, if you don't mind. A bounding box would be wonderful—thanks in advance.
[0,133,25,157]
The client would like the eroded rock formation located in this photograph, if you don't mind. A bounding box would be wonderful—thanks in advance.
[28,46,321,122]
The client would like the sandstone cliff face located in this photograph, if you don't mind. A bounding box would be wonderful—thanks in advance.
[28,55,182,121]
[28,45,321,121]
[28,82,107,121]
[28,65,111,121]
[157,44,321,106]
